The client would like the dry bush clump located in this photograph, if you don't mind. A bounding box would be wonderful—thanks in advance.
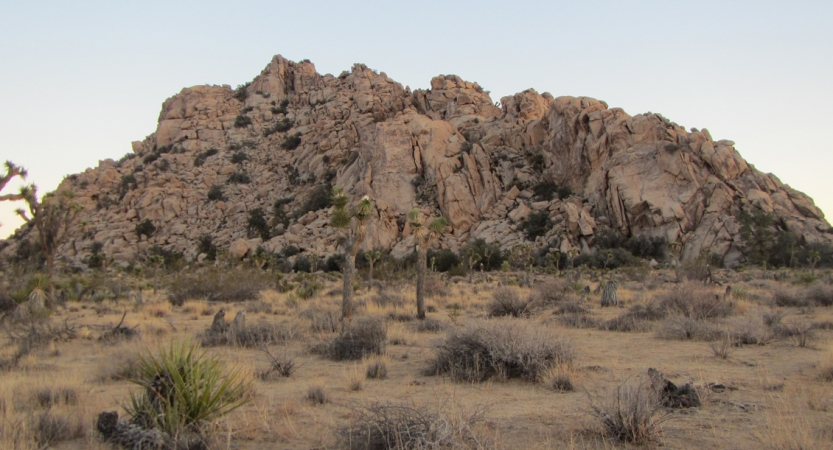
[558,313,601,329]
[599,303,666,333]
[257,348,297,380]
[656,314,722,341]
[781,319,815,347]
[427,320,574,382]
[531,279,571,306]
[366,360,388,379]
[726,311,775,346]
[820,364,833,382]
[336,401,488,450]
[307,385,329,405]
[31,410,85,448]
[423,275,448,298]
[773,288,811,307]
[586,382,671,445]
[1,319,78,370]
[31,386,79,409]
[313,317,387,361]
[412,317,446,333]
[657,283,734,320]
[167,267,271,306]
[200,321,300,348]
[302,307,341,333]
[554,302,588,315]
[243,300,274,315]
[371,292,406,308]
[488,287,533,318]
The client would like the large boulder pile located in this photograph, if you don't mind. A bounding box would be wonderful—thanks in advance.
[3,55,830,268]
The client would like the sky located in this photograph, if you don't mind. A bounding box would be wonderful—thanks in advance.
[1,1,831,238]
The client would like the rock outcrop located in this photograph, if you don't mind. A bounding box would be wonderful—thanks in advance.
[3,55,830,268]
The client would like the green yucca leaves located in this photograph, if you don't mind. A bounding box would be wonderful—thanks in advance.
[126,340,251,437]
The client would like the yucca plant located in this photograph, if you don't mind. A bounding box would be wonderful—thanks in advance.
[125,340,251,441]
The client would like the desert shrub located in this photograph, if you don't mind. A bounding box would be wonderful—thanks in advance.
[318,317,387,361]
[773,287,810,307]
[303,308,341,333]
[233,115,252,128]
[201,321,298,348]
[167,268,270,306]
[414,317,446,333]
[548,373,575,392]
[805,284,833,306]
[307,385,329,405]
[281,132,302,150]
[428,248,461,272]
[227,171,251,184]
[558,313,601,329]
[31,410,84,448]
[782,319,815,347]
[531,279,571,306]
[206,184,225,201]
[135,219,156,239]
[257,348,296,380]
[726,311,775,345]
[371,292,406,309]
[574,248,636,269]
[459,239,505,271]
[428,320,574,382]
[366,361,388,379]
[488,287,533,318]
[657,283,734,319]
[32,387,79,408]
[230,151,248,164]
[247,207,271,240]
[336,401,487,450]
[271,99,289,114]
[233,82,250,101]
[586,382,670,444]
[123,340,251,444]
[197,234,217,261]
[292,254,323,274]
[656,315,722,341]
[820,364,833,382]
[194,148,219,167]
[554,302,588,315]
[600,303,666,333]
[523,211,553,240]
[293,184,331,220]
[595,229,667,260]
[263,118,293,137]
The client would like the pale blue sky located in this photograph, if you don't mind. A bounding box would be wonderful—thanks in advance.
[2,1,831,238]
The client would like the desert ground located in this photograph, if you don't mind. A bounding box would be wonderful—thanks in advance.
[1,264,832,450]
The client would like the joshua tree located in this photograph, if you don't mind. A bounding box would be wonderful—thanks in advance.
[0,161,28,226]
[330,187,374,321]
[16,185,82,308]
[364,249,382,289]
[408,209,447,320]
[464,249,481,284]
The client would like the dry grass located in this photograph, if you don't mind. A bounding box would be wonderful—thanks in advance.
[1,267,832,449]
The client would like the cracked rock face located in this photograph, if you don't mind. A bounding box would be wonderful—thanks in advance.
[5,55,829,268]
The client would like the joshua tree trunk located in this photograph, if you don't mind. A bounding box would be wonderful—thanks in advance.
[416,244,427,320]
[367,260,374,290]
[342,240,358,322]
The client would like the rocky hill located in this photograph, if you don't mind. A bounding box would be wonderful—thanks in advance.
[4,55,831,268]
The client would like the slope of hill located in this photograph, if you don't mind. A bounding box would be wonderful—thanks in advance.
[4,55,830,268]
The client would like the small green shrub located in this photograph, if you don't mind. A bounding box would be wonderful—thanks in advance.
[227,171,251,184]
[523,211,553,240]
[207,184,225,201]
[263,118,293,137]
[230,151,248,164]
[234,115,252,128]
[233,83,250,102]
[167,268,271,306]
[135,219,156,239]
[281,132,302,150]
